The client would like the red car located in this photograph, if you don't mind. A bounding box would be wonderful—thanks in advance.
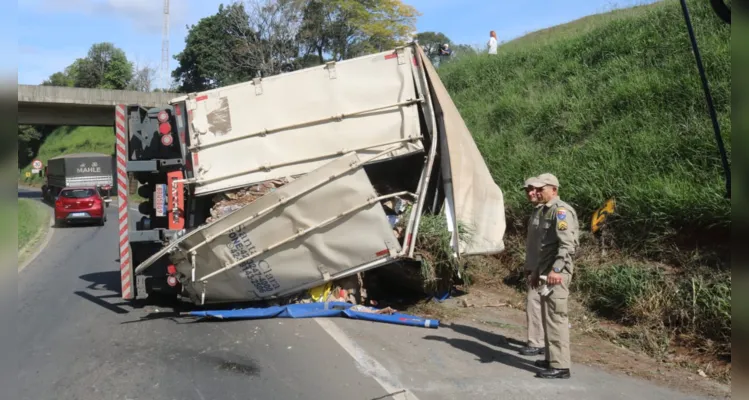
[54,187,108,227]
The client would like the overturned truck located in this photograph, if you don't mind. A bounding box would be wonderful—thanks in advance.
[117,44,506,305]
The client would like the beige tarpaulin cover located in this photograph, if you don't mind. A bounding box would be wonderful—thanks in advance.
[186,46,424,196]
[417,47,507,255]
[172,153,401,304]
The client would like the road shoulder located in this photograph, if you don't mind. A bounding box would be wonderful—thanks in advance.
[18,199,54,272]
[326,287,730,400]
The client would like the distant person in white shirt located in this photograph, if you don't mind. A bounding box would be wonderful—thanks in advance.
[488,30,498,55]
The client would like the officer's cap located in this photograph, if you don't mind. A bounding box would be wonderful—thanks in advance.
[537,173,560,187]
[523,176,544,188]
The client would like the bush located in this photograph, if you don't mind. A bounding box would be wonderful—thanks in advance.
[575,263,730,357]
[575,263,666,324]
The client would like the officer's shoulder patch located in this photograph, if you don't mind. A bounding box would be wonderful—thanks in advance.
[558,220,569,231]
[556,208,567,220]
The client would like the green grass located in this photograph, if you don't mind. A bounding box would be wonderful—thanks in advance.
[19,126,114,186]
[438,0,731,263]
[575,263,730,358]
[411,214,469,294]
[502,1,664,51]
[18,199,47,251]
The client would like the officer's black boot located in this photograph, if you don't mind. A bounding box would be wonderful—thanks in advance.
[536,368,571,379]
[519,346,545,356]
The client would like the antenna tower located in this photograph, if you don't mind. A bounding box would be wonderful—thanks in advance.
[160,0,170,90]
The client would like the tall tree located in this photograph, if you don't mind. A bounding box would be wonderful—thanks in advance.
[172,3,258,92]
[74,42,134,89]
[41,61,81,87]
[42,72,74,87]
[128,62,156,92]
[298,0,420,64]
[415,31,451,57]
[17,125,44,168]
[227,0,305,77]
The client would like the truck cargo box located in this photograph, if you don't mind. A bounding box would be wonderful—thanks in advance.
[46,153,114,189]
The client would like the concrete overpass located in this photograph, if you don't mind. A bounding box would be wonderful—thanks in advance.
[18,84,181,126]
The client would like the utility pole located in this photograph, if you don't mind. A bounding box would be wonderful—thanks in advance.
[160,0,170,91]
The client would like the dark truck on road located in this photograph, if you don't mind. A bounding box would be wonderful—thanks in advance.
[41,152,114,205]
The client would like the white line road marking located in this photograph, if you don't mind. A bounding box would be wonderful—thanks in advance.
[314,318,419,400]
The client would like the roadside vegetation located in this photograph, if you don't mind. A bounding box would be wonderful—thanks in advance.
[438,0,730,380]
[19,126,113,187]
[18,199,48,252]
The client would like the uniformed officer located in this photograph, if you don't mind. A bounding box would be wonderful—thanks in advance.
[519,176,546,357]
[532,173,579,379]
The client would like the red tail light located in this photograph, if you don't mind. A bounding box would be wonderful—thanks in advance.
[159,122,171,135]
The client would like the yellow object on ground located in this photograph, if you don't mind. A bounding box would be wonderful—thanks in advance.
[309,282,333,302]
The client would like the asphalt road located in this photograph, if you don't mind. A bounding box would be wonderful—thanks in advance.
[17,187,393,400]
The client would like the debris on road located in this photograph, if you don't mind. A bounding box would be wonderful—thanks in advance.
[206,178,293,223]
[189,301,440,329]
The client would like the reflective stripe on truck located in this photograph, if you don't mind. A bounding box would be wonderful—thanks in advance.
[115,104,134,300]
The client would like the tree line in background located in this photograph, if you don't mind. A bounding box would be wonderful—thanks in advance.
[171,0,479,92]
[19,0,478,168]
[172,0,423,92]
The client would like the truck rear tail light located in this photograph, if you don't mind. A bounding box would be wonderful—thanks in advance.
[157,110,169,123]
[158,122,171,135]
[166,264,178,287]
[161,134,174,146]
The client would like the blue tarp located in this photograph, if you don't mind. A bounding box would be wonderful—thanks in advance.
[190,302,439,329]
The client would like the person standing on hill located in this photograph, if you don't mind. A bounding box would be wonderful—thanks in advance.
[487,31,498,55]
[520,176,546,357]
[532,173,579,379]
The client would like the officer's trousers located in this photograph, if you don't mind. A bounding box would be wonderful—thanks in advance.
[541,271,572,369]
[526,282,544,347]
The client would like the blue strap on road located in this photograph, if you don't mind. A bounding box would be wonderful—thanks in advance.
[190,301,440,329]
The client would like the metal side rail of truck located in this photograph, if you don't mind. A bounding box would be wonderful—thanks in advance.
[115,43,508,305]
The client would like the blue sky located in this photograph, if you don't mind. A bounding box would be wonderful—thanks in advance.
[17,0,657,87]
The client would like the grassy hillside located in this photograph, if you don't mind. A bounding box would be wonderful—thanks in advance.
[439,0,730,263]
[439,0,731,370]
[20,126,113,186]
